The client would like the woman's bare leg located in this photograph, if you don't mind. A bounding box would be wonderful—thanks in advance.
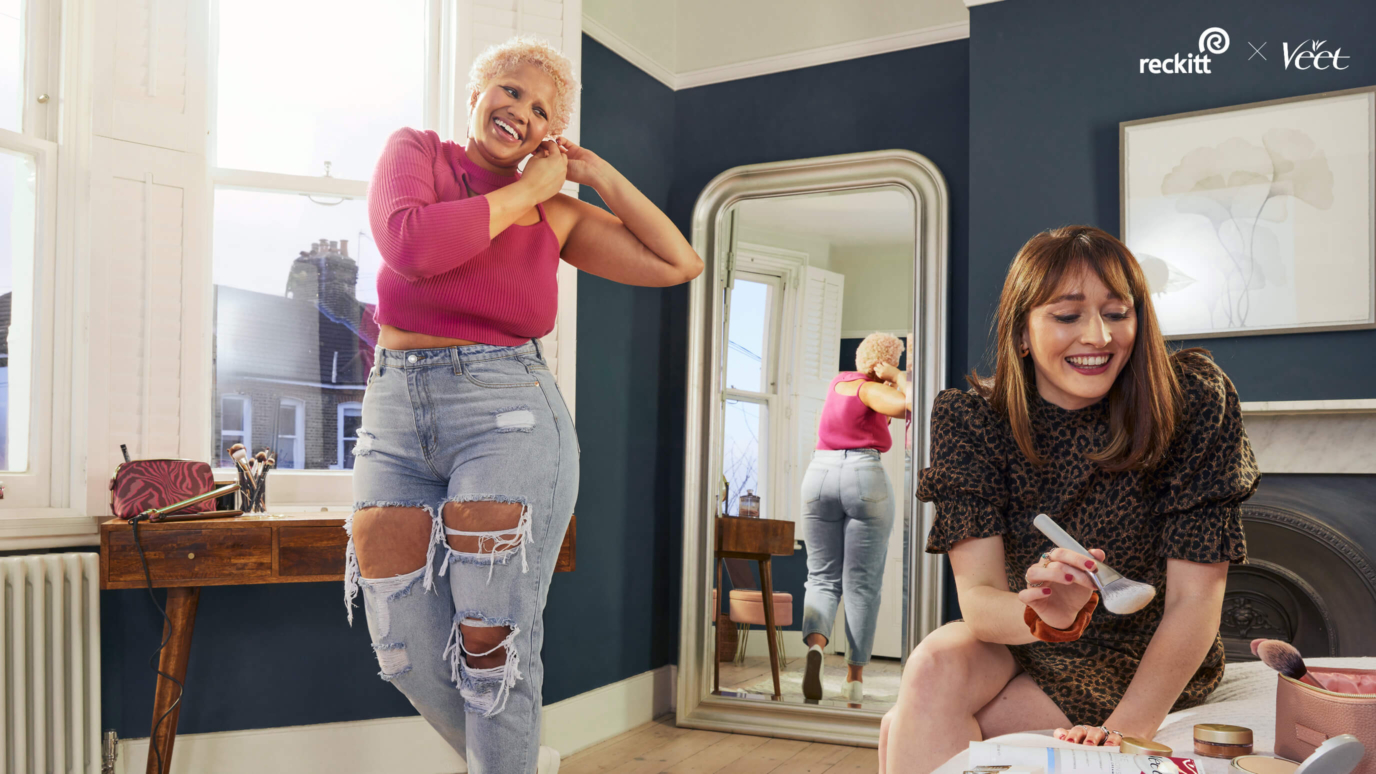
[885,622,1019,774]
[974,673,1071,739]
[879,709,895,774]
[885,622,1072,774]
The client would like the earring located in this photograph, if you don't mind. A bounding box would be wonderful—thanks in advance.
[1019,346,1030,357]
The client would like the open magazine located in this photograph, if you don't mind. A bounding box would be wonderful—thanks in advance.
[968,740,1204,774]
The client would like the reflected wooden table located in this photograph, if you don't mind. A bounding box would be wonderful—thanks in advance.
[714,516,795,699]
[100,512,575,774]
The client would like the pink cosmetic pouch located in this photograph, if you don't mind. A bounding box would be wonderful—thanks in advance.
[1276,668,1376,774]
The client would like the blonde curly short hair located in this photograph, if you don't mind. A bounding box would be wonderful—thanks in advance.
[467,36,579,138]
[855,332,904,376]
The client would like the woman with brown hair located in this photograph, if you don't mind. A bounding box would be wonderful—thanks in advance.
[879,226,1259,774]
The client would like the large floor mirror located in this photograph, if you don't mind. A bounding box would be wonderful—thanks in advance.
[678,151,950,745]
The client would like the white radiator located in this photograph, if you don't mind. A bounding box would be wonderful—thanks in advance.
[1,553,101,774]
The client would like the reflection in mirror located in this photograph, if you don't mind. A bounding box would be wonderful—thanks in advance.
[713,187,915,713]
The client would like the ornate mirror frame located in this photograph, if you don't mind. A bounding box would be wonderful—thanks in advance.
[676,150,951,745]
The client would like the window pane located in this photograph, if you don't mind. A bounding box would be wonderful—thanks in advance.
[0,146,35,472]
[213,189,375,470]
[726,280,769,392]
[277,402,297,435]
[215,0,426,179]
[0,0,22,133]
[722,399,768,518]
[221,396,244,431]
[340,408,361,470]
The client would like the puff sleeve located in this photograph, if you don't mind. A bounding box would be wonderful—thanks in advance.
[1150,352,1259,564]
[919,389,1010,553]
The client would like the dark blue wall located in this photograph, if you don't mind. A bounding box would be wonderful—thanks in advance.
[968,0,1376,399]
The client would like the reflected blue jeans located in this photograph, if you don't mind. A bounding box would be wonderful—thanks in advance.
[344,340,578,774]
[799,449,894,666]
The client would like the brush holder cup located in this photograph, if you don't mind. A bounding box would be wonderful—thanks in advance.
[236,465,269,513]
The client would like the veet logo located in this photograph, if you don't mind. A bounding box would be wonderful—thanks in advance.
[1281,39,1350,70]
[1140,27,1229,74]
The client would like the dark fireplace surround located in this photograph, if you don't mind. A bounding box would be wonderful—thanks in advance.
[1223,475,1376,661]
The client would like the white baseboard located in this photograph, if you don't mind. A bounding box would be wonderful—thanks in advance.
[116,665,676,774]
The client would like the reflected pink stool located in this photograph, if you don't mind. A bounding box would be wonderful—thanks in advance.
[728,589,793,668]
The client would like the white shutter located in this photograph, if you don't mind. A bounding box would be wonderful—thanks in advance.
[84,0,209,514]
[87,138,207,512]
[92,0,208,152]
[789,266,844,522]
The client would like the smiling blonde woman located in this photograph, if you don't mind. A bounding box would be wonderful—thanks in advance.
[345,36,702,774]
[880,226,1259,774]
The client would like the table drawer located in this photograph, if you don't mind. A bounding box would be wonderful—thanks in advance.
[279,526,349,577]
[106,527,272,585]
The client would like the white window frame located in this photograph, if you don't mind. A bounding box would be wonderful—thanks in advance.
[274,397,305,470]
[203,0,581,508]
[0,0,83,545]
[720,248,804,521]
[335,402,362,471]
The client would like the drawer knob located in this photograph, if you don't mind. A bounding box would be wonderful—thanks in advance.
[187,553,195,560]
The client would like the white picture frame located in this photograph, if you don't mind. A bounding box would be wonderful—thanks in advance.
[1121,86,1376,339]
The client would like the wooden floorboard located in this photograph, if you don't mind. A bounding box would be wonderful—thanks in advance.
[561,716,875,774]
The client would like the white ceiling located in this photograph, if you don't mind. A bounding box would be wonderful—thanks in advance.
[582,0,975,89]
[736,188,914,248]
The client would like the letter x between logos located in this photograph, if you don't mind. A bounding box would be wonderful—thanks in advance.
[1248,41,1267,60]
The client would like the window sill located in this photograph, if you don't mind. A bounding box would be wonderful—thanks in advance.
[0,509,103,551]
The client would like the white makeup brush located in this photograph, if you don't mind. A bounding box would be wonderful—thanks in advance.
[1033,514,1157,615]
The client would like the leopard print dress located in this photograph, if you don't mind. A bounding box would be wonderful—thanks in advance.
[917,351,1260,726]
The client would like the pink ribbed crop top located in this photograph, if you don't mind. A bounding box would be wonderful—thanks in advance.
[816,372,893,453]
[368,128,560,346]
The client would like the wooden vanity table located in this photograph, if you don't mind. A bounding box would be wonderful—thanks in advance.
[714,516,795,699]
[101,512,575,774]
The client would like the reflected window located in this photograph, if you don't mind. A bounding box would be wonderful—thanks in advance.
[721,272,783,518]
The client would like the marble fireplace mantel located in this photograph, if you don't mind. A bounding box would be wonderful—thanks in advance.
[1240,399,1376,474]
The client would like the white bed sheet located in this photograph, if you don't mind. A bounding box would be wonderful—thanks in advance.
[931,658,1376,774]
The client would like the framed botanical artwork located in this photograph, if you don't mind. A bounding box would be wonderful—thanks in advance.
[1121,85,1375,339]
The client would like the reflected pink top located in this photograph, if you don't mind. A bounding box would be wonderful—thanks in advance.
[368,128,560,346]
[816,372,893,453]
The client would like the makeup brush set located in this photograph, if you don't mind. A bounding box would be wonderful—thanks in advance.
[226,443,275,513]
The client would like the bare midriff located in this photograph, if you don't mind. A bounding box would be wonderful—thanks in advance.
[378,324,482,351]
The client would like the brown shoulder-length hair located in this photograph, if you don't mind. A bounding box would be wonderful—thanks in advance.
[970,225,1190,472]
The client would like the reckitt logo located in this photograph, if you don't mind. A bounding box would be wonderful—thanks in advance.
[1139,27,1229,75]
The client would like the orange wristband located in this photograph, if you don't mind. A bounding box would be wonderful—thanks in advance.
[1024,593,1099,643]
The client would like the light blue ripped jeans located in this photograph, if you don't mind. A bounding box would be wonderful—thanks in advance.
[344,340,578,774]
[799,449,894,665]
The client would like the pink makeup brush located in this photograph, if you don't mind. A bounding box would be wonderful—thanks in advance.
[1254,638,1324,689]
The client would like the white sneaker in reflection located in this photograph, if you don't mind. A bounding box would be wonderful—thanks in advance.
[842,680,864,703]
[537,745,561,774]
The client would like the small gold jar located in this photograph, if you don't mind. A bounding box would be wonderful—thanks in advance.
[1120,737,1173,756]
[1194,724,1254,758]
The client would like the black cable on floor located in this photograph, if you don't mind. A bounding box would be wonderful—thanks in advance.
[131,515,184,774]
